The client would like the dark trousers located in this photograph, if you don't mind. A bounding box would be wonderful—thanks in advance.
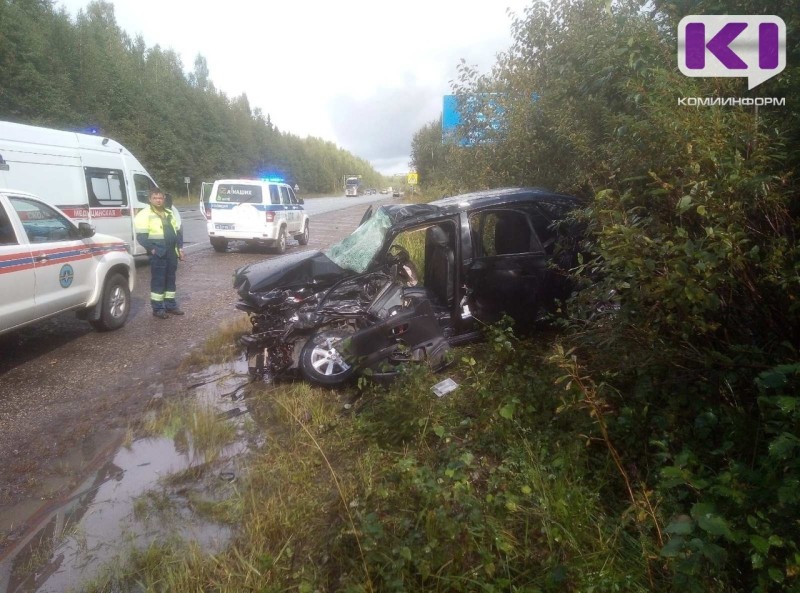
[149,251,178,311]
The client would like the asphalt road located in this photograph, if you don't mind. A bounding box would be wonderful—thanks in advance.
[0,195,395,515]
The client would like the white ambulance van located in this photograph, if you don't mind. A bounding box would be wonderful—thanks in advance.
[0,121,160,256]
[206,178,309,254]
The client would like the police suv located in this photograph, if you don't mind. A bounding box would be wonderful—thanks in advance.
[205,179,309,254]
[0,190,135,335]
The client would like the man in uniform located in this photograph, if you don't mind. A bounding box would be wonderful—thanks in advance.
[134,188,185,319]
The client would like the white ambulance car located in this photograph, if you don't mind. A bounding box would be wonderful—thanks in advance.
[0,190,135,334]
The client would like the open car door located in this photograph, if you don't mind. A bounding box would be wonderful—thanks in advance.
[199,181,213,220]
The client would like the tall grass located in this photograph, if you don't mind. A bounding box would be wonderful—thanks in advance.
[87,322,658,592]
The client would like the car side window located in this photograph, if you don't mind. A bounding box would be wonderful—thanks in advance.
[0,203,18,245]
[279,186,292,205]
[287,187,299,205]
[269,185,281,205]
[9,197,79,243]
[469,210,542,257]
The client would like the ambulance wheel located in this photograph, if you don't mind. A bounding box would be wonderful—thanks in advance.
[211,237,228,252]
[90,273,130,331]
[273,227,287,254]
[297,221,309,246]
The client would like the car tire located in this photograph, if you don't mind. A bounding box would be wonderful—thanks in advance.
[211,237,228,252]
[89,273,130,331]
[297,221,309,246]
[299,329,356,386]
[274,226,287,254]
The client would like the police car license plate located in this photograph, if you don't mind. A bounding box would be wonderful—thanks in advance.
[215,223,234,230]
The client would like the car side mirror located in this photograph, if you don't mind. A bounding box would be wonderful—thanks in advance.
[78,222,95,238]
[298,198,304,205]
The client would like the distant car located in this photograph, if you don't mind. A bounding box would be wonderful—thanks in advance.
[392,190,401,197]
[0,190,135,335]
[233,187,583,385]
[380,189,388,194]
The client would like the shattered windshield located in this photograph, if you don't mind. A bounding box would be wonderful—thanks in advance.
[324,208,391,273]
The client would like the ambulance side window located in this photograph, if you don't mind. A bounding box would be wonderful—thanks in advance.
[269,185,280,205]
[85,167,128,207]
[0,203,18,245]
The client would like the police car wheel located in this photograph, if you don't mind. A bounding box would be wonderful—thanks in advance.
[274,227,287,254]
[211,237,228,253]
[89,273,130,332]
[297,222,309,246]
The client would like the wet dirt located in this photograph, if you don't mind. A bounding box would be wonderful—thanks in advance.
[0,359,252,593]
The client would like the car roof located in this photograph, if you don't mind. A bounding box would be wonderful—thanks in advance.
[378,187,581,228]
[213,179,289,186]
[0,188,49,202]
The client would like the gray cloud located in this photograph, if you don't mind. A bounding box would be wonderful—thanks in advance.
[328,84,441,173]
[326,35,515,176]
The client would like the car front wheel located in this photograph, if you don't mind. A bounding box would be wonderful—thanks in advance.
[89,273,130,331]
[299,329,356,386]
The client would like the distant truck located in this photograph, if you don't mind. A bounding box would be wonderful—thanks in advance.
[345,175,362,197]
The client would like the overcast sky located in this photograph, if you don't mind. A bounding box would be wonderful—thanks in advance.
[57,0,531,175]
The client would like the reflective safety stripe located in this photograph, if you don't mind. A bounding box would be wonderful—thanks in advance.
[151,292,165,302]
[164,291,176,299]
[134,207,179,239]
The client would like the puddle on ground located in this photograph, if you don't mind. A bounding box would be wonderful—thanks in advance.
[0,357,256,593]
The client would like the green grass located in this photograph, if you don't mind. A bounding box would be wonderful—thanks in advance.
[85,321,661,592]
[140,399,238,465]
[180,316,251,369]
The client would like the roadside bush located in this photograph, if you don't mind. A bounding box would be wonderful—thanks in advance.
[410,0,800,589]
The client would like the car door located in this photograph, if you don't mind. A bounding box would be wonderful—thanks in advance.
[287,186,304,231]
[279,185,299,233]
[0,197,36,331]
[464,208,547,325]
[9,196,95,318]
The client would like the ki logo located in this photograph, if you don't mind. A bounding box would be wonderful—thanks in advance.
[678,15,786,90]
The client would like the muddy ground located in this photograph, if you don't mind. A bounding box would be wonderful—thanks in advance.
[0,201,385,546]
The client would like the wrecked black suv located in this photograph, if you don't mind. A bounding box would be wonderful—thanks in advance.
[233,187,582,386]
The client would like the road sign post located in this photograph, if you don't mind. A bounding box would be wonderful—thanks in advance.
[184,176,190,200]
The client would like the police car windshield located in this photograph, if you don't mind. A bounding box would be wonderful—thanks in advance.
[324,208,391,273]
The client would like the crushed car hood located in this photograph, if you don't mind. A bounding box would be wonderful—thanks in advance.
[234,203,445,303]
[234,250,351,298]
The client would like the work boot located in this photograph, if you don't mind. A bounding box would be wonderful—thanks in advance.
[153,310,169,319]
[167,308,185,316]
